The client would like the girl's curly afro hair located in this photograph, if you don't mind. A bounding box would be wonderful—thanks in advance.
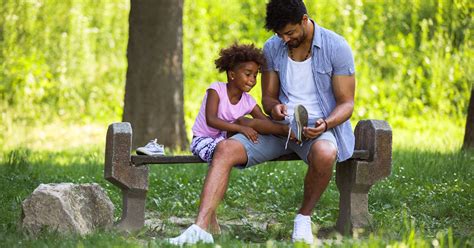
[215,43,266,72]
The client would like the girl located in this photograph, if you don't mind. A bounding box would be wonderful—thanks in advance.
[191,43,292,163]
[170,44,305,242]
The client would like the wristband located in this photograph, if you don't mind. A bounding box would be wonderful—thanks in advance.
[323,119,328,132]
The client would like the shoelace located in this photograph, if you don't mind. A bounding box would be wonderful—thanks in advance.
[145,139,164,153]
[285,126,292,150]
[146,139,158,147]
[149,139,163,149]
[284,121,304,150]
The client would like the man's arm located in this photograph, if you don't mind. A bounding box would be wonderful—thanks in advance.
[325,75,355,127]
[304,75,355,138]
[262,70,287,120]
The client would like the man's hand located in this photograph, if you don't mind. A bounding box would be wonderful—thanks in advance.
[271,104,288,121]
[239,126,258,143]
[303,118,327,139]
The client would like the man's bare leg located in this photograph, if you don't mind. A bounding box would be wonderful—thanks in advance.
[292,140,337,244]
[195,139,247,230]
[300,140,337,215]
[209,212,221,235]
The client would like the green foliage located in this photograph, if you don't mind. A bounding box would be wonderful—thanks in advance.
[183,0,473,136]
[0,0,128,126]
[0,0,472,144]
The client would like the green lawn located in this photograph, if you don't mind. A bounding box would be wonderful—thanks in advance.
[0,119,472,247]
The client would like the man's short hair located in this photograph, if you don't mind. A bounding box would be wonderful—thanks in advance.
[265,0,308,32]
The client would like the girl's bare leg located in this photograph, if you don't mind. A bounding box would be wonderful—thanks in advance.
[236,116,289,136]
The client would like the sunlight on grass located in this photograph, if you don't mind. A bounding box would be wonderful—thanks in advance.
[1,115,467,154]
[390,116,465,152]
[2,122,107,152]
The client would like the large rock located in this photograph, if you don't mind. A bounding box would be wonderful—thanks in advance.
[21,183,114,235]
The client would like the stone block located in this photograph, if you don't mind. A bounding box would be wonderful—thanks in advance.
[21,183,114,235]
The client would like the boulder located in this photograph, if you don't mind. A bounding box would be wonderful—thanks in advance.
[21,183,114,235]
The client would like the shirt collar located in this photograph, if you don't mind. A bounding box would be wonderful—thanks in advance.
[311,19,322,49]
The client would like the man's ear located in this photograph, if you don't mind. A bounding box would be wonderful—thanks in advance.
[302,14,309,24]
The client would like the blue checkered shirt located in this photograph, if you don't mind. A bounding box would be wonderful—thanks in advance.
[263,20,356,161]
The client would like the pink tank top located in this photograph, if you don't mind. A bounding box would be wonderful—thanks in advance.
[192,82,257,138]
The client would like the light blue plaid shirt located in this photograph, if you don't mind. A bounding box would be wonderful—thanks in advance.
[263,20,355,161]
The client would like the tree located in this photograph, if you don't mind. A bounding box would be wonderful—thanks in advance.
[463,87,474,150]
[123,0,187,150]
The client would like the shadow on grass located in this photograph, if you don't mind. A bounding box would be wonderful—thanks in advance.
[0,147,472,246]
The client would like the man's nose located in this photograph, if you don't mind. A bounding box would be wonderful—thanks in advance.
[282,35,291,43]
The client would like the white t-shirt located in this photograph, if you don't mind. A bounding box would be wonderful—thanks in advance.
[285,56,323,124]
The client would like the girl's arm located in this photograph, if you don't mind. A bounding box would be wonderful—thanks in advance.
[240,105,289,136]
[248,104,271,120]
[205,89,258,142]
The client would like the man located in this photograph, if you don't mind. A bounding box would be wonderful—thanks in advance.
[169,0,355,245]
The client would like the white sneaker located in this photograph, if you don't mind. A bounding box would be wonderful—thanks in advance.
[292,214,314,244]
[293,105,308,142]
[136,139,165,156]
[168,224,214,245]
[285,105,308,149]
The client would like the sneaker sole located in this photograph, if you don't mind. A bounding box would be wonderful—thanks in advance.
[294,105,308,142]
[136,148,165,156]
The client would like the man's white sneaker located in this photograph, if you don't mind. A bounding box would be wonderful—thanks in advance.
[292,214,314,244]
[136,139,165,156]
[168,224,214,245]
[285,105,308,149]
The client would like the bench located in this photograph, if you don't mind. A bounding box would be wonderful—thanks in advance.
[104,119,392,234]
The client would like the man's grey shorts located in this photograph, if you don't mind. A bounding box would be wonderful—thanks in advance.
[230,131,337,168]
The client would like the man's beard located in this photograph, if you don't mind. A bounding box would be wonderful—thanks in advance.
[287,29,306,48]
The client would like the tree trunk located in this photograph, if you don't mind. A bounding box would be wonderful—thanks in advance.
[463,87,474,150]
[123,0,187,150]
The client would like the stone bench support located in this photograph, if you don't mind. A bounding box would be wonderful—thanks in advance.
[104,120,392,234]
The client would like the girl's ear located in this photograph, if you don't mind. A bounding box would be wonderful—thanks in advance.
[228,70,235,81]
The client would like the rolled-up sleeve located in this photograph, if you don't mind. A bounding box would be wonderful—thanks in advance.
[262,42,275,72]
[332,39,355,76]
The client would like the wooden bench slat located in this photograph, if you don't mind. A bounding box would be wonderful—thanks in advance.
[131,149,369,166]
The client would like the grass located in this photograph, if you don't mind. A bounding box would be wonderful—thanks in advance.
[0,118,473,247]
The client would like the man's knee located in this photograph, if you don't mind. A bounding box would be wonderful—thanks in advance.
[212,139,247,165]
[307,140,337,168]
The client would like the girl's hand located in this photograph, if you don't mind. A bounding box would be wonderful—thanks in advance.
[239,126,258,143]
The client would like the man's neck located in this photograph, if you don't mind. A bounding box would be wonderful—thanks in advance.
[303,19,314,47]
